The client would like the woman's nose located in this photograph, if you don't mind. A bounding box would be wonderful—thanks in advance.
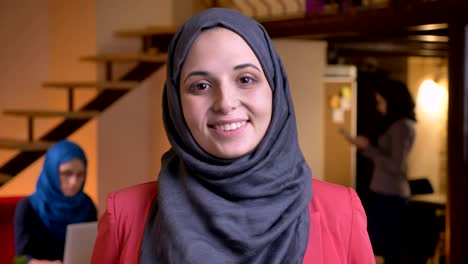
[69,175,79,186]
[212,84,240,114]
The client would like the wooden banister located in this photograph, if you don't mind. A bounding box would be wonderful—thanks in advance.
[3,110,99,119]
[0,139,53,151]
[42,81,140,90]
[80,53,167,63]
[114,26,177,38]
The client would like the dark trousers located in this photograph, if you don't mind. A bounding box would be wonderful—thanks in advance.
[367,192,408,264]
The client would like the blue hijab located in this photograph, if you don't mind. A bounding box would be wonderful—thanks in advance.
[29,140,95,240]
[141,8,312,263]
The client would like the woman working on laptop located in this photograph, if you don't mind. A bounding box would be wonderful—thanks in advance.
[13,140,97,264]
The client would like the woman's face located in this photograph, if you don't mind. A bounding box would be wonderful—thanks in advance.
[59,158,85,197]
[180,28,273,159]
[375,92,387,115]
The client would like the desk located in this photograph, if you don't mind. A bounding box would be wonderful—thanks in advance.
[411,193,446,208]
[404,193,446,263]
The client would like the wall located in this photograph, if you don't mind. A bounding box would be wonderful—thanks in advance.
[96,0,172,54]
[47,0,98,204]
[173,0,206,26]
[0,0,49,196]
[0,0,98,204]
[274,39,327,180]
[226,0,305,18]
[95,0,172,212]
[407,57,448,194]
[323,79,357,187]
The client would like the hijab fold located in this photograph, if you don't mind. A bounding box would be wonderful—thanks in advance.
[29,140,95,240]
[141,8,312,263]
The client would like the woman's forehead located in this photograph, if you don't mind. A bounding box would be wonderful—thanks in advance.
[176,26,273,85]
[182,28,261,67]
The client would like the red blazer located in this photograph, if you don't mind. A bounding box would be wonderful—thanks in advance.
[92,179,375,263]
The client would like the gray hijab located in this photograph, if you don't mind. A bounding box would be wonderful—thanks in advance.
[141,8,312,263]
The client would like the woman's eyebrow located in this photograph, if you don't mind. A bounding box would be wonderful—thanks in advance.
[183,63,261,83]
[234,63,261,72]
[184,71,209,83]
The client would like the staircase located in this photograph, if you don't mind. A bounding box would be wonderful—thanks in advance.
[0,26,176,186]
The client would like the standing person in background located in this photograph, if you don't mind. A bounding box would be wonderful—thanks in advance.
[343,79,416,264]
[92,8,375,263]
[13,140,97,264]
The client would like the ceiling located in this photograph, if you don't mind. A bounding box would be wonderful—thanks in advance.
[259,0,467,58]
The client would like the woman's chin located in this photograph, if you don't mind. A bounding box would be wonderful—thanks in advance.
[62,190,80,197]
[208,145,255,159]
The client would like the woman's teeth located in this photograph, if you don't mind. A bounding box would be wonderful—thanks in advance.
[213,121,247,131]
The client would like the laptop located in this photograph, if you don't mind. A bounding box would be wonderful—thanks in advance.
[63,221,98,264]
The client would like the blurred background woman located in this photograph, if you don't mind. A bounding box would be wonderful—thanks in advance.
[14,140,97,264]
[345,79,416,264]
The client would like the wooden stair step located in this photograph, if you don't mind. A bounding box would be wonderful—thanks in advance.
[80,53,166,63]
[114,26,177,38]
[3,110,99,119]
[42,81,140,90]
[0,138,53,151]
[0,173,13,183]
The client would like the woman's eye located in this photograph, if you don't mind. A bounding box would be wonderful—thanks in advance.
[60,170,74,177]
[189,82,210,93]
[239,76,255,84]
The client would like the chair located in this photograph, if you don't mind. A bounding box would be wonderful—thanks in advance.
[409,178,434,195]
[0,196,25,264]
[404,178,445,263]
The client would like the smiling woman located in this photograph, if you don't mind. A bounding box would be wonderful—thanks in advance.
[91,8,375,264]
[180,27,272,159]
